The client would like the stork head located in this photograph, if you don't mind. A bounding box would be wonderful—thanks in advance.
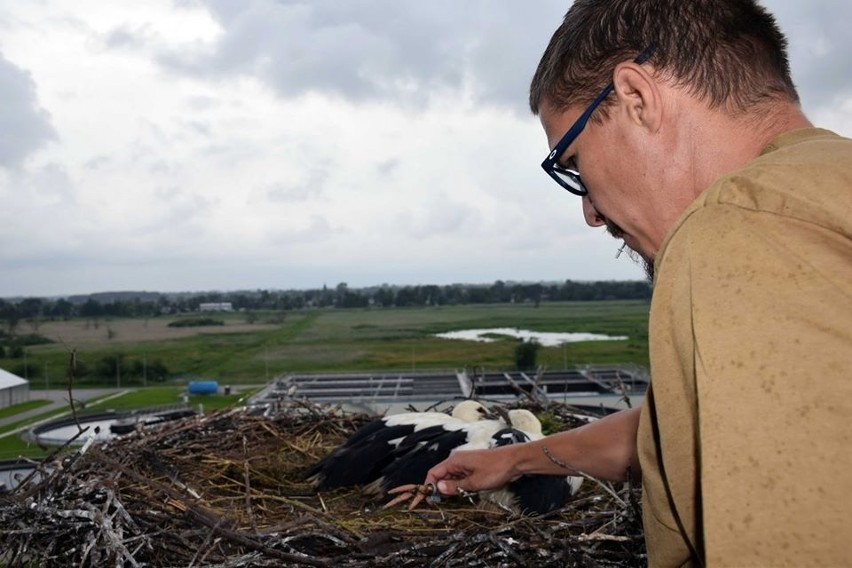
[508,409,543,437]
[451,400,492,422]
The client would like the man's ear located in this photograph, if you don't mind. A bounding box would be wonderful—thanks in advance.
[612,62,663,133]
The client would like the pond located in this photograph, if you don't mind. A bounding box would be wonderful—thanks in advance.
[435,328,627,347]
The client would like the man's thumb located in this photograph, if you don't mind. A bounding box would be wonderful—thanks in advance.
[437,480,462,496]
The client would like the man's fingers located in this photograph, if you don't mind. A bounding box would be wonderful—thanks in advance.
[426,472,467,496]
[426,462,449,483]
[427,456,477,497]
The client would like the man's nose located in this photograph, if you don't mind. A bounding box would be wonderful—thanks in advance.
[582,196,607,227]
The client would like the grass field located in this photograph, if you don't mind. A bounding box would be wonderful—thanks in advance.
[0,388,260,460]
[0,399,51,420]
[3,301,650,387]
[34,317,281,346]
[83,386,259,412]
[0,301,649,461]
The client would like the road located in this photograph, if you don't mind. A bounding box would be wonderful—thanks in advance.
[0,388,124,430]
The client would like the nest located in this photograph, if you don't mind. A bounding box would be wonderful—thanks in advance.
[0,401,646,567]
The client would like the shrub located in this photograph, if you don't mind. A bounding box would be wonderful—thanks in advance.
[167,317,225,328]
[513,339,541,370]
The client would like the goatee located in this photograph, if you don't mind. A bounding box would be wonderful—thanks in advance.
[605,219,655,283]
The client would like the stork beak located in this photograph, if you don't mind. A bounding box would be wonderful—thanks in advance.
[477,406,498,420]
[492,406,512,425]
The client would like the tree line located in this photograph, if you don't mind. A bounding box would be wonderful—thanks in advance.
[0,279,650,323]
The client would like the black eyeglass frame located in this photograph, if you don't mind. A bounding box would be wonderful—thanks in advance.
[540,44,658,196]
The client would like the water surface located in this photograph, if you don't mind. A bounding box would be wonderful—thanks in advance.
[435,328,627,347]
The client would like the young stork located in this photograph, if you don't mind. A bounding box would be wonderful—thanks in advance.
[383,409,584,515]
[363,408,513,498]
[305,400,491,491]
[488,409,584,515]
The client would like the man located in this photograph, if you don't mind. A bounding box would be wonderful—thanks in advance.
[424,1,852,566]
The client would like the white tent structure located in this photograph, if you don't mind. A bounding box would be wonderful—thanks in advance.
[0,369,29,409]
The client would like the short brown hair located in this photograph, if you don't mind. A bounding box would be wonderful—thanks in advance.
[530,0,799,117]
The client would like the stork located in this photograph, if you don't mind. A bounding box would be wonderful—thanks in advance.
[383,408,583,515]
[305,400,491,491]
[307,404,583,515]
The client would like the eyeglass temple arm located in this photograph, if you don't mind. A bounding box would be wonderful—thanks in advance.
[543,43,658,165]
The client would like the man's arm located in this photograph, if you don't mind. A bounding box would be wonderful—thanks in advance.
[426,406,642,497]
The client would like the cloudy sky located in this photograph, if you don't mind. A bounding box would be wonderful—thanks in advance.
[1,0,850,298]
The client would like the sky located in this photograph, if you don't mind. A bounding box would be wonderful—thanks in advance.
[1,0,850,298]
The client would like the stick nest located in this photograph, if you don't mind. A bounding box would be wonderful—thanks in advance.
[0,401,646,567]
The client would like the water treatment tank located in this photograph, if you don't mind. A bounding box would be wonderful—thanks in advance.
[187,380,219,395]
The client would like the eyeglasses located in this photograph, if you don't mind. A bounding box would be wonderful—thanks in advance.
[540,44,657,196]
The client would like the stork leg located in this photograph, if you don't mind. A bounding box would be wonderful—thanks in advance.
[383,483,438,510]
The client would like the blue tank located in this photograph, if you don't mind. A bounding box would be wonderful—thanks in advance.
[187,380,219,395]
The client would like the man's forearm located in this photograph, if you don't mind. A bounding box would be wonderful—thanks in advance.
[512,407,641,482]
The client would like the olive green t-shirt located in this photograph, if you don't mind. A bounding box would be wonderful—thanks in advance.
[638,128,852,567]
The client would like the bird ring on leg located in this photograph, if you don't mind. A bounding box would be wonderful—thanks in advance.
[384,482,441,510]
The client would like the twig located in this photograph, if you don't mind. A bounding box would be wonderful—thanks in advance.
[67,348,84,433]
[188,515,228,568]
[615,370,633,409]
[242,436,255,532]
[542,446,627,507]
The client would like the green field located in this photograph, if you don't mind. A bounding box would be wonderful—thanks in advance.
[1,301,650,387]
[0,301,649,460]
[0,388,259,460]
[0,399,51,420]
[82,386,258,412]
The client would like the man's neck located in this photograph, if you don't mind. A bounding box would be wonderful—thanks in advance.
[690,101,813,199]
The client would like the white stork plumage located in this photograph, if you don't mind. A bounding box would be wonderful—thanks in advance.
[307,404,584,516]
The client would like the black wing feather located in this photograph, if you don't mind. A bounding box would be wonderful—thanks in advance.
[306,419,418,489]
[377,427,470,492]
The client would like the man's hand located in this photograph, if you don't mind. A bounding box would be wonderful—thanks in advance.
[425,445,522,497]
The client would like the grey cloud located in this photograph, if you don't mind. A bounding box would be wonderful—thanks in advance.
[148,160,180,175]
[264,182,319,203]
[0,53,57,169]
[261,165,329,203]
[268,214,335,244]
[103,24,153,49]
[84,155,110,170]
[184,95,220,110]
[461,2,569,109]
[185,120,213,137]
[394,194,479,239]
[158,0,567,113]
[376,158,400,176]
[767,0,852,108]
[26,163,75,203]
[155,0,852,118]
[1,163,75,206]
[150,186,214,232]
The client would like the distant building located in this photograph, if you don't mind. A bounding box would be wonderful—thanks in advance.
[0,369,29,409]
[198,302,234,312]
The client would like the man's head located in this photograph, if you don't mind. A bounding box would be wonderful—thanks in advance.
[531,0,798,118]
[531,0,805,276]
